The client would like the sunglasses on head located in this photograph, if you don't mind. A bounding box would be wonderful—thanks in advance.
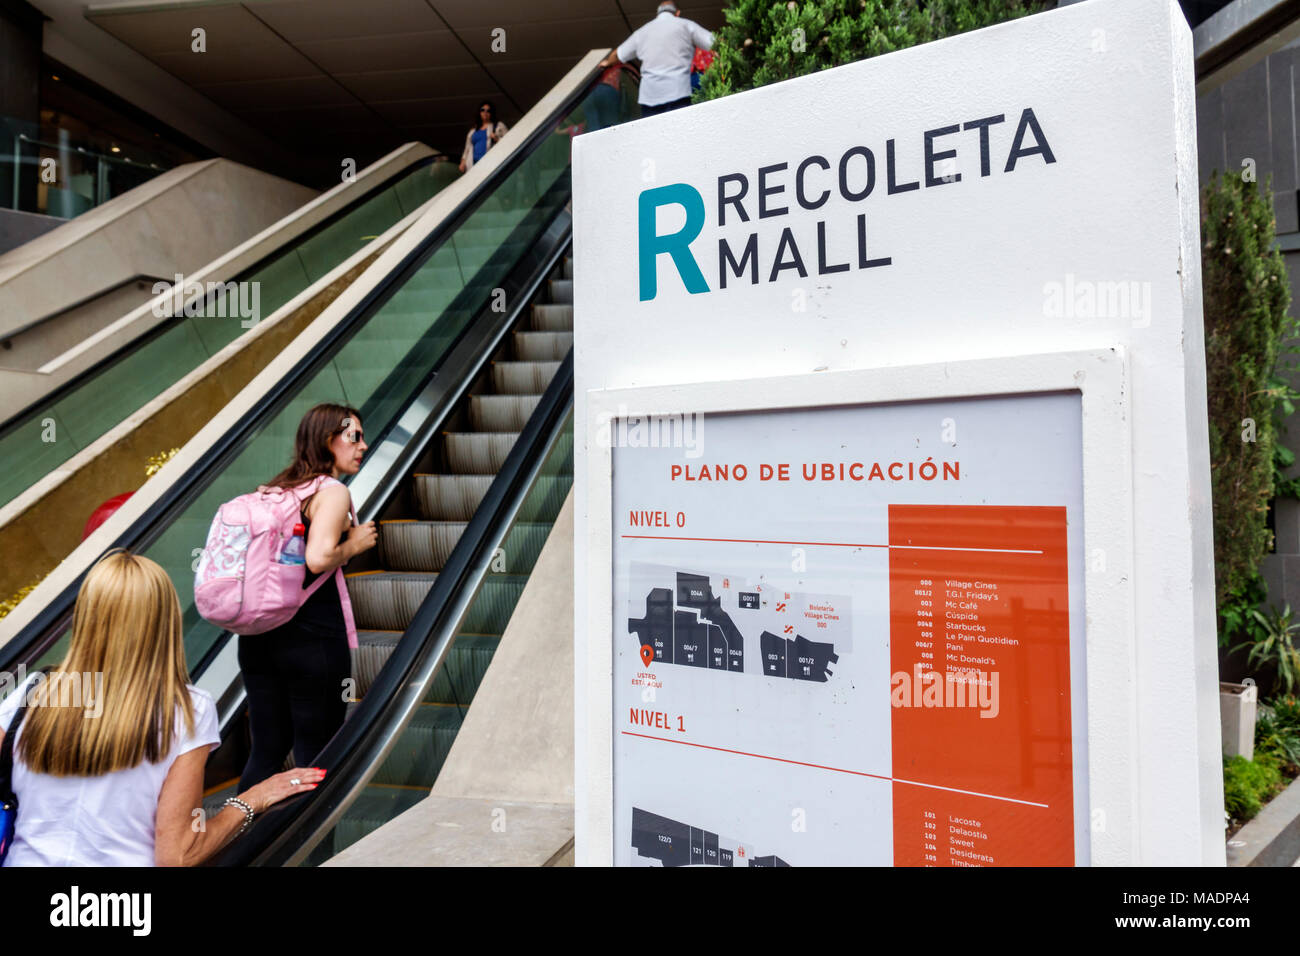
[338,418,364,444]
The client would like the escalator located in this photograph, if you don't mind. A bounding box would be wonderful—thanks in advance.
[302,257,574,861]
[0,148,457,513]
[0,51,634,866]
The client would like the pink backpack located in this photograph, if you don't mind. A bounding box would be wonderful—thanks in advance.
[194,475,358,648]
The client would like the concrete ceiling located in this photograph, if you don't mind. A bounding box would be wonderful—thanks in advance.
[83,0,726,167]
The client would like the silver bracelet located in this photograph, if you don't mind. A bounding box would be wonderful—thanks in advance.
[222,797,255,835]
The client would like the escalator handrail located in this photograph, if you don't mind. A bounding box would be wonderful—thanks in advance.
[0,153,442,441]
[0,54,613,673]
[188,208,573,682]
[213,352,575,866]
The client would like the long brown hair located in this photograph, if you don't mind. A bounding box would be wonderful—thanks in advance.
[265,402,361,490]
[18,550,195,775]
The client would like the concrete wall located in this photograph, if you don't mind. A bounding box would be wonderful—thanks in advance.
[0,208,63,255]
[0,157,315,335]
[0,143,429,418]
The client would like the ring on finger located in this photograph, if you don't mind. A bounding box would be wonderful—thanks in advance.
[290,777,301,786]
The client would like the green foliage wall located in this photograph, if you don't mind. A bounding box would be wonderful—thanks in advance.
[695,0,1044,102]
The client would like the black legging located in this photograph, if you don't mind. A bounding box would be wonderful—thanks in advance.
[237,623,349,793]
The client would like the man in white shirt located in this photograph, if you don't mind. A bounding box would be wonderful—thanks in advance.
[600,1,714,117]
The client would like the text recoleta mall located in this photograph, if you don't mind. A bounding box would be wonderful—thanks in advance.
[637,107,1056,299]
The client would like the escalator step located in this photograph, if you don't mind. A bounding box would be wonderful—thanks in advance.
[352,631,502,704]
[563,258,573,280]
[444,432,518,474]
[346,571,438,631]
[549,279,573,304]
[352,629,402,697]
[346,571,529,632]
[469,394,541,432]
[372,705,463,787]
[412,473,493,520]
[531,304,572,331]
[513,331,572,361]
[493,361,560,395]
[378,520,466,572]
[373,520,553,578]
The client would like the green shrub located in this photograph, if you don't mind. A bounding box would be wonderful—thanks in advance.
[1223,754,1282,821]
[1202,173,1293,639]
[695,0,1043,102]
[1220,575,1270,647]
[1255,702,1300,766]
[1233,604,1300,695]
[1271,694,1300,730]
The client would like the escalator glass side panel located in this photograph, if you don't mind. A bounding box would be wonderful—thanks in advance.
[139,94,598,672]
[0,160,454,512]
[3,69,633,867]
[311,411,574,863]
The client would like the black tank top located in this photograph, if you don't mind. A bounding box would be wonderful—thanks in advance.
[295,510,347,636]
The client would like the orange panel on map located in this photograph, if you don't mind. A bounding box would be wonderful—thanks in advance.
[888,504,1074,866]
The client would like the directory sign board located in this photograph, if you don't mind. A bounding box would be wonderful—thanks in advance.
[610,390,1088,866]
[573,0,1219,865]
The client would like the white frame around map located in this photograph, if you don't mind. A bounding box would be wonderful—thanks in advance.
[580,347,1136,865]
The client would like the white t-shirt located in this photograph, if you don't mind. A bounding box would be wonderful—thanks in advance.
[617,10,714,106]
[0,677,220,867]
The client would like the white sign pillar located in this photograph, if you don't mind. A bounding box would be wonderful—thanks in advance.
[573,0,1220,866]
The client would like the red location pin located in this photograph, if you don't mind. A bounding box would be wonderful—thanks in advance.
[639,644,655,667]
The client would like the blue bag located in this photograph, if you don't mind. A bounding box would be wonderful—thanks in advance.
[0,695,31,865]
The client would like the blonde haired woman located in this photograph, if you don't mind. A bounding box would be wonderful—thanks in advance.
[0,551,320,866]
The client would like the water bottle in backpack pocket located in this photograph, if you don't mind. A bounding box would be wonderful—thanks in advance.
[279,524,306,565]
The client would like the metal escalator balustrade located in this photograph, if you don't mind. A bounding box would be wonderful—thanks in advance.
[0,54,637,865]
[155,188,572,673]
[0,114,579,674]
[309,257,575,861]
[0,155,458,512]
[209,81,633,868]
[231,355,576,868]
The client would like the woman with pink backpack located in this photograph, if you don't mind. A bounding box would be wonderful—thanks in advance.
[216,404,378,792]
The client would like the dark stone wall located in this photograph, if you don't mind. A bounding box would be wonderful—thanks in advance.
[1198,54,1300,232]
[0,0,41,123]
[1199,42,1300,611]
